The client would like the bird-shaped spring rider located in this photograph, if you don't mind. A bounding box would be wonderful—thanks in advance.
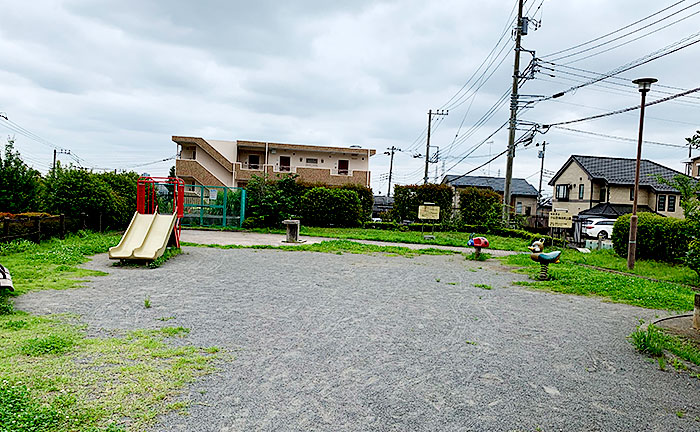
[468,233,489,258]
[528,239,561,280]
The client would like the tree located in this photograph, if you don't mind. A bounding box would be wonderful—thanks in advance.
[656,174,700,222]
[458,187,503,227]
[0,137,42,213]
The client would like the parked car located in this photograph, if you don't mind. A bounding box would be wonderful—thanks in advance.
[582,218,616,239]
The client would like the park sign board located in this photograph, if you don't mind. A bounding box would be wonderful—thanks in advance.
[549,211,572,228]
[418,205,440,220]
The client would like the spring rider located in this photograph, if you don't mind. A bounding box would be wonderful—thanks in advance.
[528,239,561,280]
[468,233,489,258]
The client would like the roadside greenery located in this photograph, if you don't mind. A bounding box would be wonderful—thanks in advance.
[392,183,453,223]
[503,252,695,311]
[0,138,42,213]
[612,213,695,262]
[458,187,503,227]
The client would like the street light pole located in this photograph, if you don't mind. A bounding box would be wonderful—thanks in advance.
[627,77,657,270]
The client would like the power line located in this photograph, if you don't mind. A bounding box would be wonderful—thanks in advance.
[542,0,688,58]
[542,86,700,127]
[550,125,686,148]
[550,1,700,64]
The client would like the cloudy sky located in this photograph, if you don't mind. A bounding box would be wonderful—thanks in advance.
[1,0,699,196]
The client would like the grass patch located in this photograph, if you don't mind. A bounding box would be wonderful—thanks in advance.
[630,325,700,366]
[465,252,491,261]
[183,239,458,258]
[503,253,695,311]
[290,227,531,251]
[0,231,121,296]
[0,314,217,431]
[566,248,699,287]
[473,284,492,290]
[149,247,182,268]
[0,232,218,431]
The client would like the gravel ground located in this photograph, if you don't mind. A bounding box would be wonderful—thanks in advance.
[15,247,700,431]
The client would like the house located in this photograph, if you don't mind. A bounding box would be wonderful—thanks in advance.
[173,136,375,189]
[548,155,688,219]
[685,155,700,177]
[441,175,539,216]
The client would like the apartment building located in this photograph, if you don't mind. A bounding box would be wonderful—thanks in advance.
[173,136,375,188]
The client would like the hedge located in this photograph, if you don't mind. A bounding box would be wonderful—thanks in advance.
[612,213,695,262]
[393,184,453,222]
[458,187,502,227]
[299,187,362,227]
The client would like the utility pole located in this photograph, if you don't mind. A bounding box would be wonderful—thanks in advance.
[53,149,71,171]
[425,109,448,184]
[503,0,525,223]
[385,146,401,197]
[536,141,546,215]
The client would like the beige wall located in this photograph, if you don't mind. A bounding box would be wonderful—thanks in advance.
[551,161,594,215]
[513,196,537,215]
[650,192,684,218]
[207,139,237,163]
[268,148,370,174]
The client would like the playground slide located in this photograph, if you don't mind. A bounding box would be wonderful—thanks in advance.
[109,212,156,259]
[132,214,177,260]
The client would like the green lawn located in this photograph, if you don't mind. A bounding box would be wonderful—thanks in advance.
[565,248,699,287]
[0,233,218,431]
[503,253,696,312]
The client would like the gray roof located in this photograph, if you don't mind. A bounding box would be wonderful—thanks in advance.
[442,175,538,197]
[550,155,690,193]
[579,203,658,218]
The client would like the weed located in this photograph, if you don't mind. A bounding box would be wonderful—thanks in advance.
[148,247,182,269]
[468,268,478,272]
[144,297,151,309]
[474,284,492,290]
[0,295,14,316]
[159,326,190,337]
[20,334,75,356]
[657,356,666,371]
[204,346,220,354]
[446,282,458,285]
[672,357,689,371]
[465,340,478,345]
[630,325,700,366]
[465,252,490,261]
[157,316,175,322]
[1,319,28,330]
[0,380,62,431]
[676,410,685,418]
[435,278,441,283]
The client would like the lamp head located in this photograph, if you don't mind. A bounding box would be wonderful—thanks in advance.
[632,77,657,92]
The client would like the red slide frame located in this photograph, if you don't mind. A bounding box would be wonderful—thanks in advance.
[136,176,185,247]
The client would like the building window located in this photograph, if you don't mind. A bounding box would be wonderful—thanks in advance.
[668,195,676,212]
[579,184,584,200]
[338,160,349,175]
[279,156,291,172]
[599,187,606,202]
[525,206,531,216]
[516,201,523,214]
[629,188,634,201]
[657,195,666,211]
[555,185,569,201]
[306,158,318,165]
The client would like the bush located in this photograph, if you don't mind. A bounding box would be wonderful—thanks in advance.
[393,184,453,223]
[458,187,503,227]
[244,174,299,227]
[0,139,42,213]
[42,167,138,230]
[299,187,362,227]
[612,213,695,262]
[298,182,373,222]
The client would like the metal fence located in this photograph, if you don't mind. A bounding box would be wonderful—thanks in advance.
[162,184,247,228]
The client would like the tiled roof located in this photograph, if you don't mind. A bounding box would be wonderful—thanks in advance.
[442,175,538,197]
[562,155,689,193]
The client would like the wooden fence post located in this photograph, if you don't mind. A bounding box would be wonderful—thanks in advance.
[2,217,8,238]
[60,214,66,240]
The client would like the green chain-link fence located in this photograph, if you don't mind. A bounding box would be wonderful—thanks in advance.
[153,183,246,227]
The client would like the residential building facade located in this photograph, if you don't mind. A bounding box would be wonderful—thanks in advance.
[549,155,687,219]
[174,136,375,189]
[441,175,539,216]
